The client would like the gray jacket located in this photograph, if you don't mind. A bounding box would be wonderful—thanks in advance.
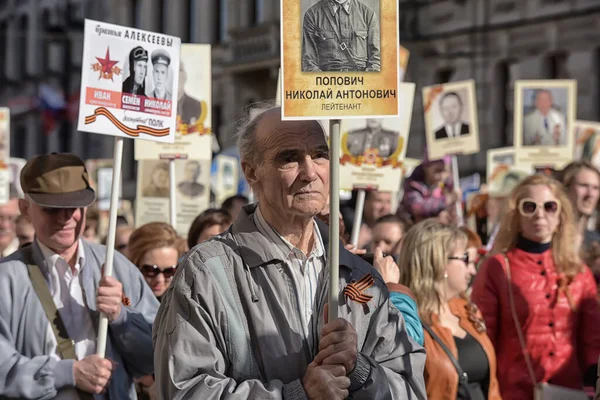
[153,204,426,399]
[0,239,160,399]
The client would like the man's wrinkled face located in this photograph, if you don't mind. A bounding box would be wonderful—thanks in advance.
[153,64,168,92]
[20,200,85,253]
[133,60,147,86]
[0,199,18,250]
[440,95,462,125]
[245,111,330,219]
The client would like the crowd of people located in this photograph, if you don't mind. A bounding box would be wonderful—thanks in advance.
[1,105,600,399]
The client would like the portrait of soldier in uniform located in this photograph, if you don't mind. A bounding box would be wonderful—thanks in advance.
[177,61,204,126]
[122,46,148,96]
[347,118,399,158]
[149,49,172,100]
[177,161,205,199]
[434,91,470,140]
[301,0,381,72]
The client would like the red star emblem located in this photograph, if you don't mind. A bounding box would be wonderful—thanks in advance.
[95,47,119,81]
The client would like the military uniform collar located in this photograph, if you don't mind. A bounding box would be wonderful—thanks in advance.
[331,0,352,14]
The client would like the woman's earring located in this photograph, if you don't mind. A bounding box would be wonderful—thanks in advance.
[444,272,448,279]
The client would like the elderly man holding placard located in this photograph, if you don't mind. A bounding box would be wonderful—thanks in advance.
[154,106,426,399]
[0,153,159,399]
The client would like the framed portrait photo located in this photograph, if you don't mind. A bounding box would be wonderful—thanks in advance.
[423,79,480,160]
[514,79,576,168]
[281,0,401,120]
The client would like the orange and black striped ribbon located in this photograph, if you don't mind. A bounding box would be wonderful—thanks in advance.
[85,107,170,138]
[343,274,374,304]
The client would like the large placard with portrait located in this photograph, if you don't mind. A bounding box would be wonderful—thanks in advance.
[135,44,212,160]
[573,120,600,170]
[423,80,480,160]
[77,19,181,142]
[281,0,400,120]
[339,83,414,191]
[513,80,576,168]
[135,159,210,237]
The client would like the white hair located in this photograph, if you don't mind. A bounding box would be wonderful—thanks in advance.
[236,100,278,165]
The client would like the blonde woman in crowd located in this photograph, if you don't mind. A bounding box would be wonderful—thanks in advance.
[399,220,501,400]
[472,174,600,399]
[128,222,186,301]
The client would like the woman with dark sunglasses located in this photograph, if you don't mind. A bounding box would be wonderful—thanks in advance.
[128,222,186,301]
[472,174,600,399]
[399,219,501,400]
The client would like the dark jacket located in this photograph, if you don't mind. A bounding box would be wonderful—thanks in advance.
[122,76,147,97]
[435,122,470,140]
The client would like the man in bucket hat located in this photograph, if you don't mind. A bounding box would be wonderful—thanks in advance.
[0,153,159,399]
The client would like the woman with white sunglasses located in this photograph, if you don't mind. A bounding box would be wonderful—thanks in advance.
[472,174,600,399]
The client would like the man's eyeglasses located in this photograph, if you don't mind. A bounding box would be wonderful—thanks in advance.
[448,253,469,265]
[140,264,177,279]
[518,198,561,217]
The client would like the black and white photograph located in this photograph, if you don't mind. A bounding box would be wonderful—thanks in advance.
[122,46,149,96]
[346,118,399,158]
[521,88,569,146]
[142,160,170,198]
[301,0,381,72]
[136,159,210,237]
[423,80,480,160]
[177,160,206,199]
[433,90,471,140]
[148,49,173,100]
[121,46,175,100]
[134,44,213,162]
[513,80,576,168]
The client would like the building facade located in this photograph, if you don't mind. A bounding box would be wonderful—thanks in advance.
[1,0,599,198]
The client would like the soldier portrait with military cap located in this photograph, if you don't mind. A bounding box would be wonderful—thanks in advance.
[149,49,173,100]
[122,45,149,96]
